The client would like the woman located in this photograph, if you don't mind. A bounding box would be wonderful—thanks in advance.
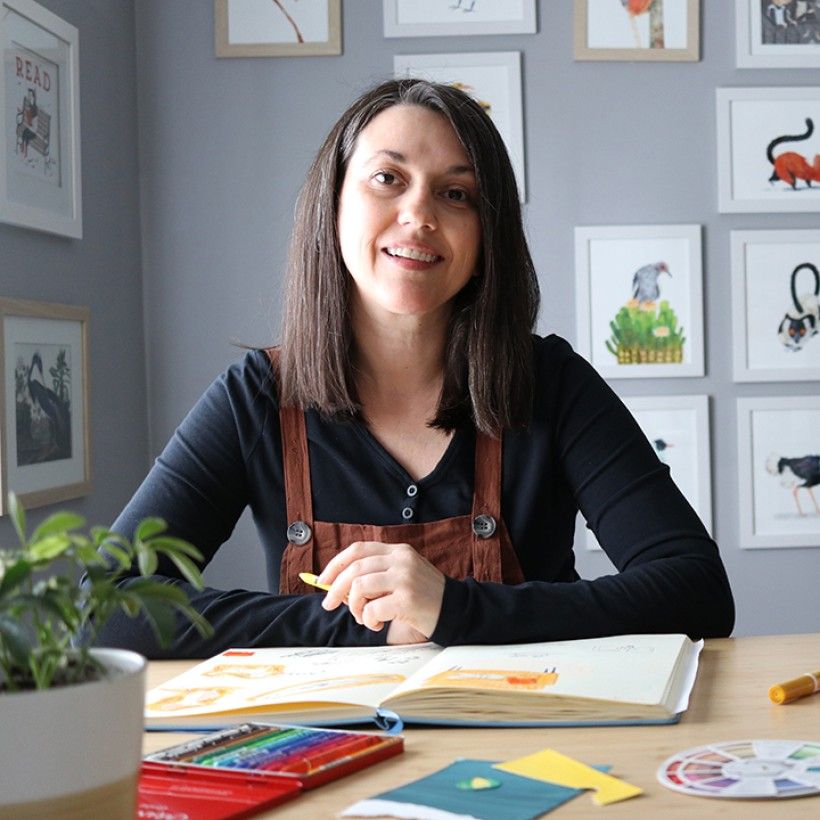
[98,80,734,657]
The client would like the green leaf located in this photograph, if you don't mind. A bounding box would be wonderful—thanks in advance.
[97,542,131,570]
[135,517,167,541]
[0,614,31,666]
[167,553,206,589]
[8,492,26,545]
[0,558,32,596]
[137,547,158,577]
[28,534,72,562]
[147,536,205,561]
[31,511,86,543]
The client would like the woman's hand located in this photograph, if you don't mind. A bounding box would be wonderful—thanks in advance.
[317,542,445,644]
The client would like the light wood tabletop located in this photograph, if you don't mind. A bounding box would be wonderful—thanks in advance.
[143,633,820,817]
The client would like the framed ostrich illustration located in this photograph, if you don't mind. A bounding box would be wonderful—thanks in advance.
[736,0,820,68]
[717,87,820,213]
[214,0,341,57]
[731,230,820,381]
[574,0,700,61]
[383,0,537,37]
[738,396,820,548]
[575,224,704,379]
[0,0,82,238]
[394,52,526,202]
[584,394,712,551]
[0,298,90,514]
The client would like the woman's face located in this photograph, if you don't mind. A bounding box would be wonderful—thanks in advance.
[336,104,481,325]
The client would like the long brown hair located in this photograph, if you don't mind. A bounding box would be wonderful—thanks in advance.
[279,79,539,435]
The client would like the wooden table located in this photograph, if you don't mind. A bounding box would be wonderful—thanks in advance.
[143,634,820,817]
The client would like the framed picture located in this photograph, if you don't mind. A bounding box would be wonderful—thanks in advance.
[573,0,699,61]
[585,394,712,550]
[394,51,526,201]
[214,0,341,57]
[0,298,90,514]
[731,229,820,382]
[0,0,82,238]
[737,396,820,548]
[736,0,820,68]
[575,224,704,379]
[383,0,537,38]
[717,87,820,213]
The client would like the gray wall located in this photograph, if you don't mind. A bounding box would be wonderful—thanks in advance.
[0,0,148,540]
[4,2,817,637]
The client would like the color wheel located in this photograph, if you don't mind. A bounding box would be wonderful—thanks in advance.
[657,740,820,799]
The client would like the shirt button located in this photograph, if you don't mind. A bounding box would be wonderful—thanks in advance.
[401,507,414,520]
[406,484,418,497]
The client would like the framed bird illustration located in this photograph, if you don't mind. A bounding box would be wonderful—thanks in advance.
[574,224,704,379]
[573,0,700,61]
[0,297,91,514]
[737,396,820,548]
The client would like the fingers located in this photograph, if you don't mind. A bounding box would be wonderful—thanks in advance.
[318,542,392,611]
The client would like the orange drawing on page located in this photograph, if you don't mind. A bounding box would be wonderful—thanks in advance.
[147,687,234,711]
[201,663,285,679]
[248,673,406,701]
[421,667,559,691]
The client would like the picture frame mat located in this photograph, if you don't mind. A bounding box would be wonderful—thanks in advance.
[731,229,820,382]
[573,0,700,62]
[716,86,820,213]
[0,0,82,237]
[737,396,820,548]
[574,224,704,379]
[0,298,90,513]
[214,0,341,57]
[393,51,526,201]
[383,0,537,37]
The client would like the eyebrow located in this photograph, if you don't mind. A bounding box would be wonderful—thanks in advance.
[364,149,474,176]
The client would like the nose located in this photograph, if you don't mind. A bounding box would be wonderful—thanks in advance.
[397,185,436,230]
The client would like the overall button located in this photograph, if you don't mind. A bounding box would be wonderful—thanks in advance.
[286,521,312,545]
[406,484,418,497]
[401,507,414,520]
[472,514,496,538]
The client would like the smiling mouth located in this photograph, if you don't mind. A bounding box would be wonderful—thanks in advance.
[384,246,442,264]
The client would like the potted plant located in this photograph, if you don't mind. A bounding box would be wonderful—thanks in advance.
[0,492,212,818]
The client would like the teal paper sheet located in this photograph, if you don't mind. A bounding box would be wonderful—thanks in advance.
[342,758,609,820]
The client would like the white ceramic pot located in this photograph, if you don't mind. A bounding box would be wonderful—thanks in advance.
[0,648,146,819]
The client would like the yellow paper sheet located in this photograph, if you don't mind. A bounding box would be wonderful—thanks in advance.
[494,748,642,805]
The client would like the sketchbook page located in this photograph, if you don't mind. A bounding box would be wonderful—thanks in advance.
[145,644,440,721]
[384,634,693,708]
[669,638,703,713]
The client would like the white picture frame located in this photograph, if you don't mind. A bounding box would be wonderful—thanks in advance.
[0,0,82,238]
[214,0,342,58]
[0,298,91,514]
[393,51,526,202]
[575,224,704,379]
[584,394,712,551]
[736,0,820,68]
[731,229,820,382]
[717,87,820,213]
[737,396,820,548]
[383,0,536,38]
[574,0,700,61]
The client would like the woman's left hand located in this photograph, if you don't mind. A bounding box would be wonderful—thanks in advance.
[317,541,445,644]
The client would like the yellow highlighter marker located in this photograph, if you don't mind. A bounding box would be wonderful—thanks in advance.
[299,572,332,591]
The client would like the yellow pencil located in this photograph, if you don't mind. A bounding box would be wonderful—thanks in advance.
[768,670,820,705]
[298,572,332,592]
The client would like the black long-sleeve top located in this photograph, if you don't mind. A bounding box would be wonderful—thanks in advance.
[94,335,734,657]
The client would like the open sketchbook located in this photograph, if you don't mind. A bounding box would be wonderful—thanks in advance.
[145,633,702,729]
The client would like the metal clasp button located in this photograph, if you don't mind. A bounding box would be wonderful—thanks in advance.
[472,514,497,538]
[286,520,312,545]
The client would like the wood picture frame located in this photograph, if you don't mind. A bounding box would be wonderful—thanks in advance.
[0,0,82,238]
[575,224,704,379]
[393,51,526,201]
[383,0,537,38]
[584,394,713,551]
[731,229,820,382]
[737,396,820,548]
[574,0,700,62]
[736,0,820,68]
[0,298,91,514]
[717,86,820,213]
[214,0,341,58]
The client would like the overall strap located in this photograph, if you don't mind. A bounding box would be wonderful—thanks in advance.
[470,430,504,582]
